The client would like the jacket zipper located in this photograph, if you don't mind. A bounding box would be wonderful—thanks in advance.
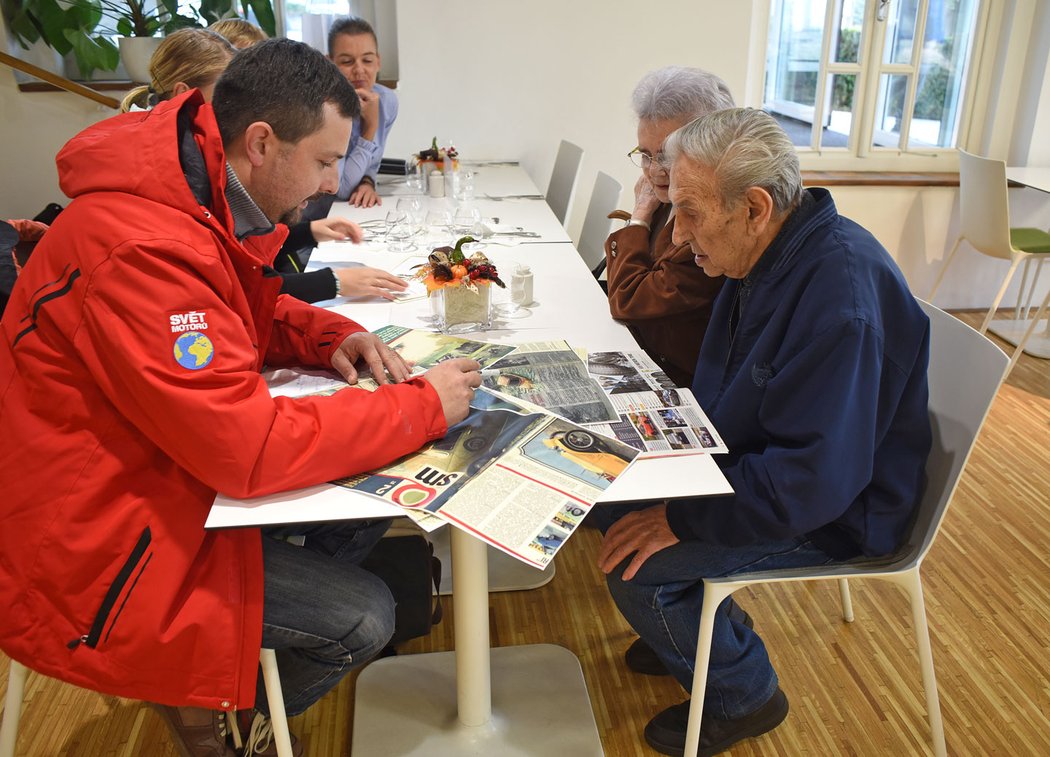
[67,526,152,650]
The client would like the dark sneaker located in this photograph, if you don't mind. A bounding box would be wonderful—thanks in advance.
[625,601,754,677]
[153,705,237,757]
[643,687,789,756]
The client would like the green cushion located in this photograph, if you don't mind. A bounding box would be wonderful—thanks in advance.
[1010,227,1050,254]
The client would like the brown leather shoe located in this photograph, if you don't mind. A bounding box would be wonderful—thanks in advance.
[153,704,237,757]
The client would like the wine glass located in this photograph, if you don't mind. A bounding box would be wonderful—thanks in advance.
[452,205,481,237]
[425,210,452,247]
[385,210,416,252]
[396,197,424,237]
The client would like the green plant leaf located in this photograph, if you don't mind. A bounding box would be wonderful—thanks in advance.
[197,0,233,25]
[115,16,130,35]
[241,0,275,37]
[64,28,119,78]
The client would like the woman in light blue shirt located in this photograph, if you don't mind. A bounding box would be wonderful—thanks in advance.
[328,17,399,208]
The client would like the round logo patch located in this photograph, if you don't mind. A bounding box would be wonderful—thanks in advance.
[173,331,214,370]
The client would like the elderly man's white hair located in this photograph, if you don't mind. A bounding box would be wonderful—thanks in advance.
[665,107,804,215]
[631,66,735,123]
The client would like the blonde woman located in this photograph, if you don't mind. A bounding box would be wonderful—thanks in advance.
[120,28,235,112]
[210,18,267,49]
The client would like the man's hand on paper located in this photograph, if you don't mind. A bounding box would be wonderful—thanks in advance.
[421,358,482,426]
[597,504,679,581]
[335,266,408,300]
[310,217,364,243]
[331,332,411,385]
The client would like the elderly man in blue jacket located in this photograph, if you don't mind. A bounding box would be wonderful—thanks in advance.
[597,107,931,757]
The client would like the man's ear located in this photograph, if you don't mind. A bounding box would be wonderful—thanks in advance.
[743,186,775,234]
[243,121,276,168]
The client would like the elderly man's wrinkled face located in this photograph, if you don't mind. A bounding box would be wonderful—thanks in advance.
[636,117,687,203]
[669,157,766,279]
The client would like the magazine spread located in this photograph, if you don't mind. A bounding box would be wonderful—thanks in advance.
[584,350,728,455]
[246,331,728,568]
[335,388,638,567]
[482,341,620,424]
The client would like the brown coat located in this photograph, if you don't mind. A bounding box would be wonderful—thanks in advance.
[605,207,724,385]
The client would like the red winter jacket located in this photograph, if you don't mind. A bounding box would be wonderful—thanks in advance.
[0,92,446,711]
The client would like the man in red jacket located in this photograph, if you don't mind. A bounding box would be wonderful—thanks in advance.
[0,39,479,756]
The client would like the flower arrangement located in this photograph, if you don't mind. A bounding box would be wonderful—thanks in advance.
[417,236,505,292]
[416,136,459,173]
[415,237,504,331]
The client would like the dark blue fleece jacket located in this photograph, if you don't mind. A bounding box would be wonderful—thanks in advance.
[669,188,931,559]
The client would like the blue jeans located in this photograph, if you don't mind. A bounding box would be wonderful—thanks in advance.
[594,505,837,720]
[257,520,395,717]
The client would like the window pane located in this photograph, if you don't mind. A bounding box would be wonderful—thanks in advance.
[907,0,979,148]
[821,74,855,148]
[874,73,908,147]
[284,1,353,43]
[765,0,828,146]
[883,0,919,65]
[832,0,865,63]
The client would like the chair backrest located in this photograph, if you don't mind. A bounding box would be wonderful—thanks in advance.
[576,171,623,280]
[546,140,584,226]
[957,149,1015,261]
[901,300,1008,567]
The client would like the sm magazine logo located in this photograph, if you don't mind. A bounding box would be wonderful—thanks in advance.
[169,310,209,333]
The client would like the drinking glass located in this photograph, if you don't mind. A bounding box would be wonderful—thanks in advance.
[452,205,481,237]
[396,197,424,237]
[385,210,416,252]
[425,210,452,247]
[452,170,476,201]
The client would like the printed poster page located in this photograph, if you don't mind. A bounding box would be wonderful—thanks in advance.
[334,388,640,568]
[584,350,728,455]
[483,340,620,424]
[372,324,517,370]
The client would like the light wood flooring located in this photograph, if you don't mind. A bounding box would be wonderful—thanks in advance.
[2,310,1049,756]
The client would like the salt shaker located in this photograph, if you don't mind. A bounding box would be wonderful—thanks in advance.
[511,265,533,306]
[428,169,444,198]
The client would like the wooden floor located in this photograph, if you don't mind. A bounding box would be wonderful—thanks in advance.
[3,310,1049,756]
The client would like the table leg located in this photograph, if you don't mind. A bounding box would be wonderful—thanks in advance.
[351,527,603,755]
[451,526,491,726]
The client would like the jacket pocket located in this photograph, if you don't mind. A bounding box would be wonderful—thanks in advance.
[67,526,153,650]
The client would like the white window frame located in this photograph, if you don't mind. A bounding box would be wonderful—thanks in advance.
[749,0,1030,171]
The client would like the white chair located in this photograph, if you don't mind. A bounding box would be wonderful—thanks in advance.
[545,140,584,227]
[576,171,623,281]
[683,299,1008,757]
[929,150,1050,333]
[0,649,294,757]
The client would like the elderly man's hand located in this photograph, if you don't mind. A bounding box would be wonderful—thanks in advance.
[331,332,410,385]
[597,504,679,581]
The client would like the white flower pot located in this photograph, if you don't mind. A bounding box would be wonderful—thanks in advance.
[119,36,162,84]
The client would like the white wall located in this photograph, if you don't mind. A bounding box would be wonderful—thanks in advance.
[386,0,754,246]
[3,1,1050,309]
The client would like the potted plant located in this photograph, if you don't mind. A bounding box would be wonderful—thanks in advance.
[2,0,276,80]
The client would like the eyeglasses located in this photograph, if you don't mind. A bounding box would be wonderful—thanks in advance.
[627,147,668,170]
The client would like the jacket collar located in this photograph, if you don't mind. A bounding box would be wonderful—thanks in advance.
[223,164,275,240]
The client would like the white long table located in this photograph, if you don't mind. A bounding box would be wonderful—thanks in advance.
[209,165,733,756]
